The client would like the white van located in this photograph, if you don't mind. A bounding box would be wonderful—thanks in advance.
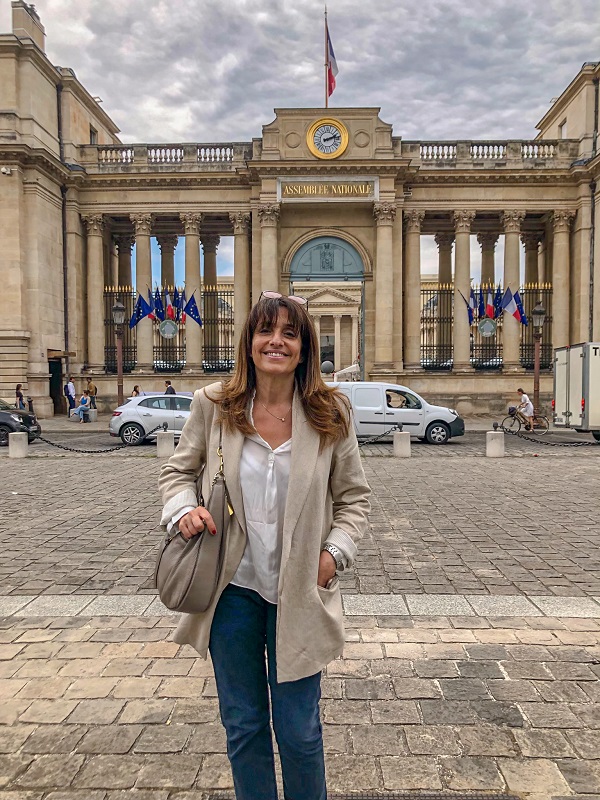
[333,382,465,444]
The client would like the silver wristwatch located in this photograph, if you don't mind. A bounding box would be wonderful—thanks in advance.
[321,543,345,572]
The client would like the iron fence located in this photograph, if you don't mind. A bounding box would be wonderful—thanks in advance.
[103,285,236,373]
[420,284,553,371]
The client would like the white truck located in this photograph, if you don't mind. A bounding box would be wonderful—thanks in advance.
[553,343,600,442]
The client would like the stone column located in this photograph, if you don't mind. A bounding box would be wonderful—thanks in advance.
[110,240,119,286]
[452,210,476,370]
[202,235,220,288]
[552,210,575,349]
[230,212,251,352]
[157,234,178,289]
[501,211,525,370]
[258,205,280,292]
[435,233,454,285]
[403,210,425,369]
[333,314,342,371]
[115,235,134,287]
[131,214,154,371]
[351,314,359,364]
[373,203,396,369]
[202,235,220,367]
[538,237,546,284]
[477,233,498,286]
[180,212,203,369]
[521,233,541,286]
[82,214,105,371]
[392,206,404,369]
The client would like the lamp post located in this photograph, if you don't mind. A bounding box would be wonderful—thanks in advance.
[112,300,126,407]
[531,300,546,415]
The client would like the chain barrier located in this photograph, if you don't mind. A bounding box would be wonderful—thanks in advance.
[358,425,401,447]
[34,424,166,454]
[501,426,599,448]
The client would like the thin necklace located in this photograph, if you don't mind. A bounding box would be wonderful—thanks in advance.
[258,400,292,422]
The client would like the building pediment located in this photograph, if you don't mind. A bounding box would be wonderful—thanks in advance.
[296,285,361,305]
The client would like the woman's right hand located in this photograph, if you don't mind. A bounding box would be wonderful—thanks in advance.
[178,506,217,541]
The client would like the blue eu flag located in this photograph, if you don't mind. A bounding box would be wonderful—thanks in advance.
[183,292,203,326]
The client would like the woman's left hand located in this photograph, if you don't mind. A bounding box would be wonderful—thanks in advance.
[317,550,337,588]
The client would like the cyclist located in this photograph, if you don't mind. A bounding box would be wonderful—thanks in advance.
[517,388,534,430]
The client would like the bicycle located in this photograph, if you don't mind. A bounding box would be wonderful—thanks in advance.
[501,406,549,434]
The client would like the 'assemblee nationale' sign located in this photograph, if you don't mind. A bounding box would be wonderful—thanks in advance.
[278,178,378,201]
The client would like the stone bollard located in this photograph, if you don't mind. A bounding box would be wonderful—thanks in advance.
[393,431,411,458]
[486,430,505,458]
[156,431,175,460]
[8,432,28,458]
[88,408,98,423]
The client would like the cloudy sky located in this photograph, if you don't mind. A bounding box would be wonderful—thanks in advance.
[3,0,598,280]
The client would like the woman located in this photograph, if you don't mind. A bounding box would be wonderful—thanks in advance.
[73,389,90,422]
[159,293,370,800]
[131,385,141,397]
[15,384,25,410]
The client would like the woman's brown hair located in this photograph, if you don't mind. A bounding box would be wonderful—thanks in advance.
[214,296,350,447]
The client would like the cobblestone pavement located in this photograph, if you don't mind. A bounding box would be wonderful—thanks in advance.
[0,450,599,797]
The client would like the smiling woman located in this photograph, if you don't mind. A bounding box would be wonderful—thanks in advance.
[158,292,371,799]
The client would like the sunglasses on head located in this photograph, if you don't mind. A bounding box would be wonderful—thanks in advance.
[260,291,308,308]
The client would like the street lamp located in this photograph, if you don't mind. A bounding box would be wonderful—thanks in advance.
[112,299,126,407]
[531,300,546,415]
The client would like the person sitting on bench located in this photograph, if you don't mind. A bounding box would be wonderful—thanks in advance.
[73,390,91,422]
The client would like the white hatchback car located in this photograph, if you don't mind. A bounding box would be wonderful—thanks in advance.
[109,393,193,445]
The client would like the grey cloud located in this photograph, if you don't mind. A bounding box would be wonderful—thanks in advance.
[34,0,600,142]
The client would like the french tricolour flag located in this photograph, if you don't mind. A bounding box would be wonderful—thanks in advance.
[501,287,523,322]
[326,23,338,97]
[486,287,494,319]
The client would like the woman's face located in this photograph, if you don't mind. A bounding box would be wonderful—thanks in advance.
[251,308,302,380]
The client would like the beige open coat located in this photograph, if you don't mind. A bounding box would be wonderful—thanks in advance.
[158,383,371,683]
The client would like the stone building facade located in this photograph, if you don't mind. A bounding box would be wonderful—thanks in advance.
[2,2,600,416]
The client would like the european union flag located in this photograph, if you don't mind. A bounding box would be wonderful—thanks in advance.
[478,286,485,320]
[183,292,203,327]
[173,287,180,321]
[153,288,165,322]
[129,293,153,329]
[494,284,503,319]
[514,290,528,326]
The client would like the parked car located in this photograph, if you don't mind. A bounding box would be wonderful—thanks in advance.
[333,382,464,444]
[109,393,193,445]
[0,399,42,446]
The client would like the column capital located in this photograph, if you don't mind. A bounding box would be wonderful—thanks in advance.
[258,204,280,227]
[81,214,104,235]
[180,212,202,235]
[229,211,251,235]
[333,314,343,320]
[373,202,397,225]
[114,233,134,253]
[501,210,526,233]
[130,213,153,235]
[520,232,543,250]
[551,209,576,232]
[404,209,425,232]
[156,234,178,254]
[453,210,476,233]
[434,232,454,250]
[477,232,499,250]
[201,234,220,255]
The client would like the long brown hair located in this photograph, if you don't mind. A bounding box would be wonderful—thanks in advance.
[213,296,350,447]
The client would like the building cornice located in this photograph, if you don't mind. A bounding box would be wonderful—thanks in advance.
[535,63,599,133]
[59,71,121,137]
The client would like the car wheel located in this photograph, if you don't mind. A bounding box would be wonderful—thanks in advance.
[593,431,600,442]
[0,425,11,447]
[425,421,450,445]
[120,422,145,446]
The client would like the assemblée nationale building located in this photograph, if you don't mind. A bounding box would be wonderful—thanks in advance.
[2,1,600,417]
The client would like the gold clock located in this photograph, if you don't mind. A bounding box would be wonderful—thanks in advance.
[306,117,349,159]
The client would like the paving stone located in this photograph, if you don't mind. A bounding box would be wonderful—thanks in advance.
[18,700,78,724]
[133,725,193,753]
[103,659,152,677]
[380,756,442,790]
[405,725,461,755]
[193,754,233,789]
[456,660,504,679]
[77,726,143,754]
[135,755,199,789]
[419,700,476,726]
[370,700,420,724]
[21,725,87,754]
[65,678,119,699]
[458,724,518,756]
[405,595,474,616]
[349,725,405,755]
[119,700,174,724]
[555,759,600,793]
[546,662,599,681]
[157,677,206,699]
[323,700,371,724]
[15,753,84,789]
[67,700,126,725]
[342,596,408,616]
[344,679,394,700]
[169,700,220,724]
[531,596,600,617]
[440,756,504,790]
[499,757,572,794]
[0,726,35,754]
[565,729,600,759]
[467,595,542,616]
[391,678,440,699]
[574,704,600,728]
[487,679,541,702]
[520,702,585,729]
[113,678,161,698]
[368,659,414,678]
[534,679,590,703]
[187,724,228,754]
[0,755,35,788]
[471,700,524,727]
[73,755,147,789]
[438,678,490,701]
[514,729,576,758]
[413,660,458,678]
[322,724,349,754]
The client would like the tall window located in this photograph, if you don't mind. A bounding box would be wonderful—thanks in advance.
[558,119,567,139]
[89,125,98,145]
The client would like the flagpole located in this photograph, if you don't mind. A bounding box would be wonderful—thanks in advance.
[324,6,328,108]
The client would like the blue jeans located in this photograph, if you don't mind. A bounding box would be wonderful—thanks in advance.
[209,584,326,800]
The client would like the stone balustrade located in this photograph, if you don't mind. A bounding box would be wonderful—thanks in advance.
[82,142,252,171]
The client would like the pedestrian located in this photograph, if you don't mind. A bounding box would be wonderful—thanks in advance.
[73,390,91,423]
[86,378,98,409]
[164,380,175,395]
[517,387,534,430]
[159,292,371,800]
[15,384,25,410]
[64,376,76,416]
[131,385,143,397]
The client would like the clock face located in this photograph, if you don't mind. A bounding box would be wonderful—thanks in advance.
[307,118,349,159]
